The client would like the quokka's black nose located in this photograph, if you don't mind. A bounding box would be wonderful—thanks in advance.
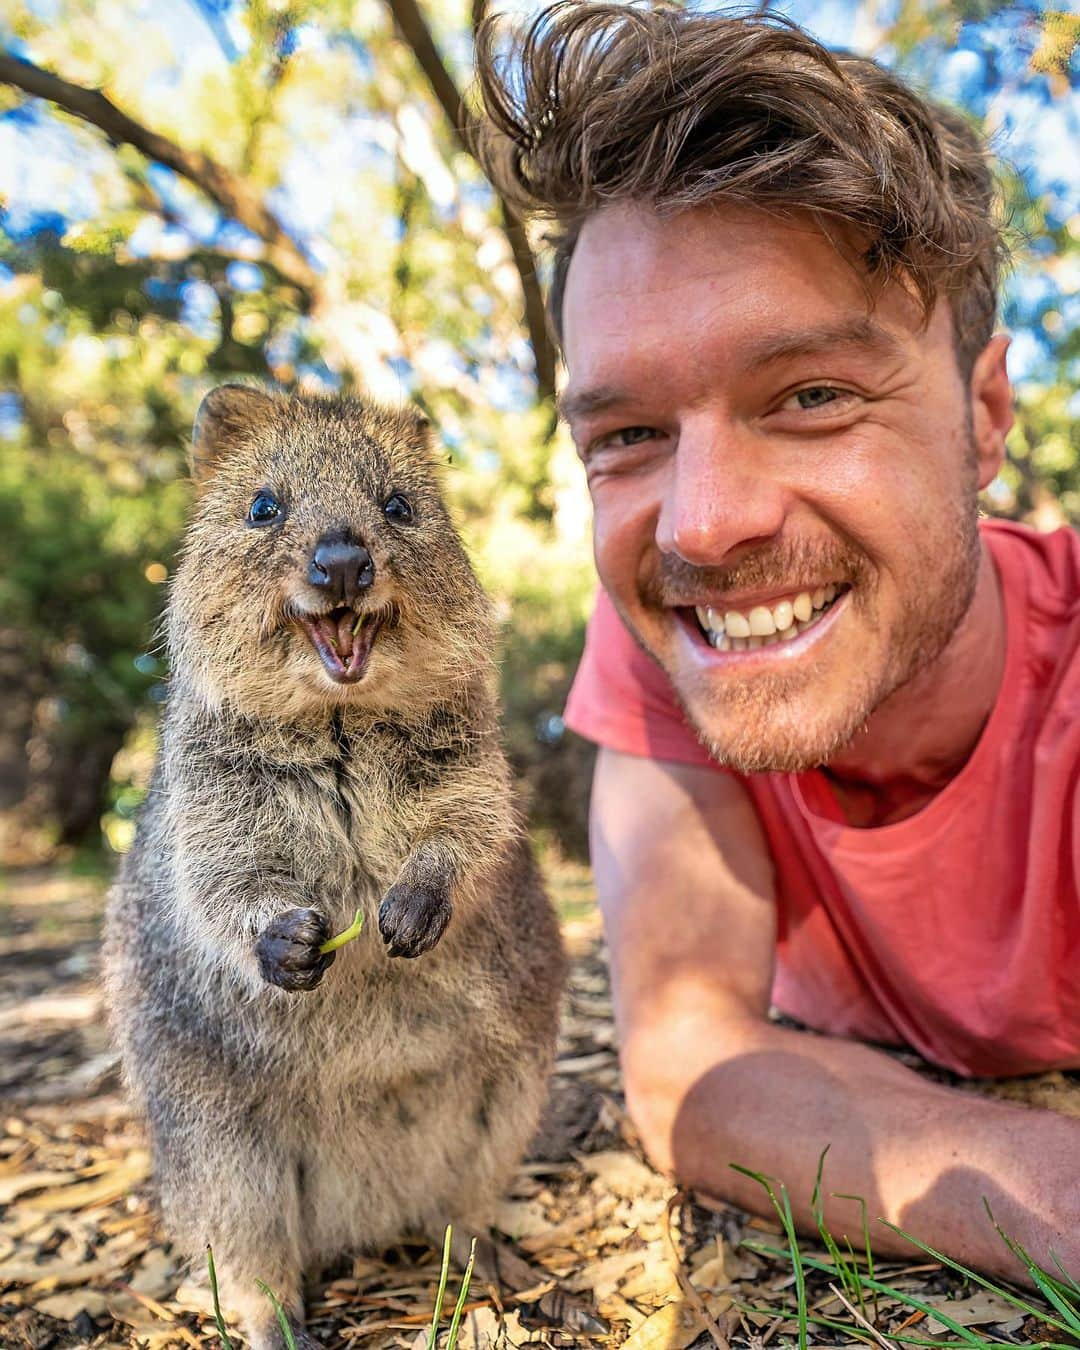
[308,536,375,604]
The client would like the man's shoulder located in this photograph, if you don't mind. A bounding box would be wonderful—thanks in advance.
[980,517,1080,619]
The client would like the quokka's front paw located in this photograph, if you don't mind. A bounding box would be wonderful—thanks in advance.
[378,883,451,958]
[256,908,335,991]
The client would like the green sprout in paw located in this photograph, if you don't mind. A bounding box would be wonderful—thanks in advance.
[319,908,363,955]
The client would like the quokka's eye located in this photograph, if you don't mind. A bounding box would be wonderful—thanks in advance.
[248,491,284,525]
[384,493,414,525]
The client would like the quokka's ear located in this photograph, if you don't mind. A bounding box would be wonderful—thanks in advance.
[405,408,439,463]
[191,384,277,487]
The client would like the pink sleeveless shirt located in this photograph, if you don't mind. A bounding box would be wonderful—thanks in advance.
[564,520,1080,1077]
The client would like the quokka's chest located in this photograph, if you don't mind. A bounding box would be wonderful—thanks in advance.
[256,750,423,894]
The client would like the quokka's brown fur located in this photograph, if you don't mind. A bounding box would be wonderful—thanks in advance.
[103,386,566,1350]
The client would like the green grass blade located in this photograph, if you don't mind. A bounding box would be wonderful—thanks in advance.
[1049,1251,1080,1302]
[444,1236,477,1350]
[781,1179,810,1350]
[835,1193,876,1281]
[255,1279,298,1350]
[879,1219,1079,1337]
[1032,1273,1080,1337]
[810,1148,859,1306]
[427,1223,454,1350]
[731,1163,809,1350]
[732,1299,994,1349]
[740,1239,993,1350]
[205,1245,234,1350]
[835,1190,877,1321]
[979,1208,1080,1337]
[984,1206,1080,1318]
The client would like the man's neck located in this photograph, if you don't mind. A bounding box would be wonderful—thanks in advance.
[820,541,1007,828]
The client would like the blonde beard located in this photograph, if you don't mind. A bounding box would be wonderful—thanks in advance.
[625,490,983,776]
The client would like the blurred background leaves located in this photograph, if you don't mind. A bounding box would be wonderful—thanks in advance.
[0,0,1076,863]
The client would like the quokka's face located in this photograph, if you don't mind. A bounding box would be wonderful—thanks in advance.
[171,386,487,716]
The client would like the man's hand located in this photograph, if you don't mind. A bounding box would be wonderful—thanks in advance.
[592,748,1080,1285]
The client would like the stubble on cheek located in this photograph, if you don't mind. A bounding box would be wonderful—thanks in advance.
[621,487,983,775]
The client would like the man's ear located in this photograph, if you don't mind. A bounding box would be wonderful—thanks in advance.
[968,334,1013,490]
[191,384,277,488]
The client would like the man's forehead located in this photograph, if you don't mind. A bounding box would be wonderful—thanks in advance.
[564,200,860,301]
[560,200,932,389]
[559,317,911,422]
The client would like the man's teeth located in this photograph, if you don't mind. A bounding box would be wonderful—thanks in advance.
[695,585,840,652]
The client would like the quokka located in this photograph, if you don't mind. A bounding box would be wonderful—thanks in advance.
[104,386,566,1350]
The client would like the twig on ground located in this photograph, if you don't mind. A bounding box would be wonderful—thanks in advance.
[663,1189,731,1349]
[828,1282,898,1350]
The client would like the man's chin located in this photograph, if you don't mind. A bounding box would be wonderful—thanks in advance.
[693,721,846,775]
[673,670,874,776]
[614,592,887,774]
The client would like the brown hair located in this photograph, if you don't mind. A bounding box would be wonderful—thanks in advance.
[474,2,1005,374]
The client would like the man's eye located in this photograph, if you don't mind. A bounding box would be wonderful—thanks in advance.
[587,426,659,454]
[787,386,845,411]
[248,490,284,525]
[614,426,658,445]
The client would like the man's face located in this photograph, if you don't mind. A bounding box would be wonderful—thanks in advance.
[561,202,996,774]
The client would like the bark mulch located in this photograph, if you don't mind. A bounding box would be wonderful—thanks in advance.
[2,862,1078,1350]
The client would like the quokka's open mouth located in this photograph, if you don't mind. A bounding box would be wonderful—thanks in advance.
[297,607,383,685]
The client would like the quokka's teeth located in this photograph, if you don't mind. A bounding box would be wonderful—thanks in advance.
[336,611,356,657]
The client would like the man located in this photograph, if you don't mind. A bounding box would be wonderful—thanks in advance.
[476,3,1080,1281]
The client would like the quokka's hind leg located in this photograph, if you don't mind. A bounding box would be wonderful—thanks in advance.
[148,1098,313,1350]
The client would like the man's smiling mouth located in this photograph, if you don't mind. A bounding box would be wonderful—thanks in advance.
[691,584,849,651]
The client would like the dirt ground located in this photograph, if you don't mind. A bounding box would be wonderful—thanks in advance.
[2,860,1079,1350]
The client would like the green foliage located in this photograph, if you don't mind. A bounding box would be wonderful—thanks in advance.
[319,908,364,954]
[994,385,1080,526]
[0,270,190,844]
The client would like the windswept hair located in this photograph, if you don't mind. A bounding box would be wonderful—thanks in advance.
[474,2,1005,374]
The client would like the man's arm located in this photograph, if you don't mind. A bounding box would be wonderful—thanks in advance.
[592,747,1080,1282]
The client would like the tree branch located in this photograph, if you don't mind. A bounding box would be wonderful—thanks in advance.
[383,0,558,403]
[0,50,319,298]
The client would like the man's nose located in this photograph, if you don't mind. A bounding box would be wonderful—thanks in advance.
[655,419,787,565]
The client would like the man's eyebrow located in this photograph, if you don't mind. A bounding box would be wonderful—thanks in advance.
[558,384,631,423]
[559,319,906,423]
[744,317,907,369]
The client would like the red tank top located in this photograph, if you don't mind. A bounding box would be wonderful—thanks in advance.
[565,520,1080,1077]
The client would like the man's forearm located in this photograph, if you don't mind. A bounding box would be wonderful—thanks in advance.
[627,1016,1080,1284]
